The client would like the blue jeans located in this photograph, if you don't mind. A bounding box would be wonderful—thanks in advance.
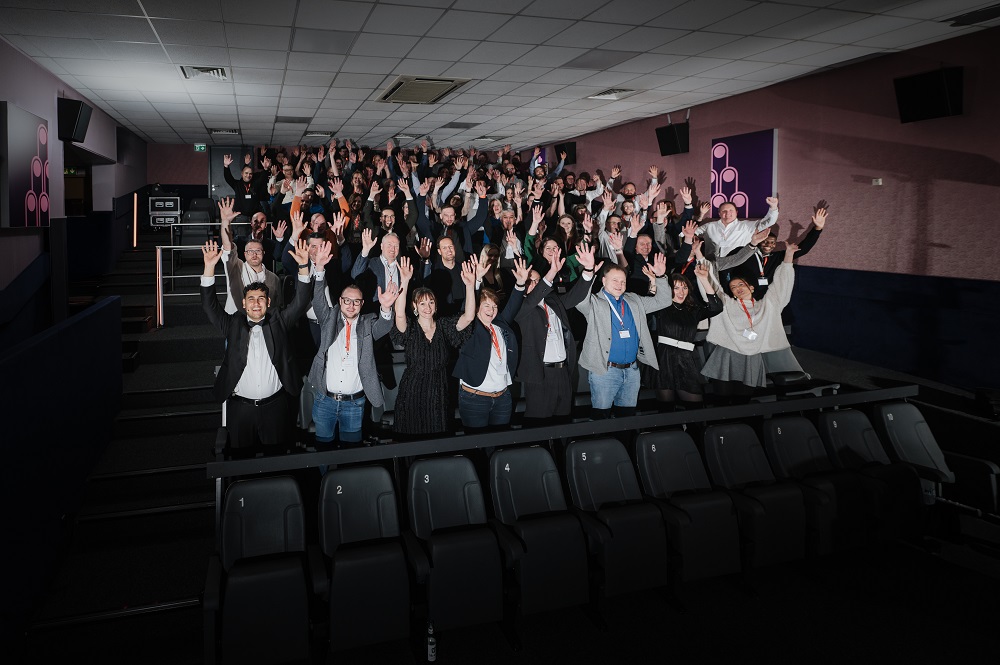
[589,363,640,409]
[458,387,512,429]
[313,392,365,444]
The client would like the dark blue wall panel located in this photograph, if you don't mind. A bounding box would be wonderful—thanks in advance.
[789,265,998,390]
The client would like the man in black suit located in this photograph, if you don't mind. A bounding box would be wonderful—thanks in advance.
[515,245,596,426]
[201,239,313,458]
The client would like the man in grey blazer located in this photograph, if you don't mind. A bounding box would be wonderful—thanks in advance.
[308,240,399,446]
[576,251,673,420]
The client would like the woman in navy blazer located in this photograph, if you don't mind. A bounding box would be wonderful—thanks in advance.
[452,256,531,431]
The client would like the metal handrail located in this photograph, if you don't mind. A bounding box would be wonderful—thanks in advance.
[155,245,228,327]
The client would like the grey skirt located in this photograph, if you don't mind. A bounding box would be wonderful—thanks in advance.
[701,346,805,387]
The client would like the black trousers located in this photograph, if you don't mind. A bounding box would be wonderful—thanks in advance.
[523,365,573,419]
[227,392,290,458]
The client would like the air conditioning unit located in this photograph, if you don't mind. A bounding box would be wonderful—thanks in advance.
[378,76,469,104]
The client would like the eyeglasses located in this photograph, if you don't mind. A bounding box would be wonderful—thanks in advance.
[340,297,364,306]
[245,249,263,255]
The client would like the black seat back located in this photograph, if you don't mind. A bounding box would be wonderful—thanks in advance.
[763,416,835,480]
[874,402,954,481]
[320,466,399,555]
[816,409,890,468]
[635,430,711,498]
[221,476,305,570]
[188,196,218,219]
[408,456,487,540]
[565,438,642,511]
[703,424,775,489]
[490,446,567,524]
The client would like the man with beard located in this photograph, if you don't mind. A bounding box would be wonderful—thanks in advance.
[219,198,282,314]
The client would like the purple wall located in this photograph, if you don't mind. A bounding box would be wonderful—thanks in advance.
[553,26,1000,283]
[147,144,208,186]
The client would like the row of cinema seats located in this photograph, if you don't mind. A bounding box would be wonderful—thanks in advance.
[203,401,1000,664]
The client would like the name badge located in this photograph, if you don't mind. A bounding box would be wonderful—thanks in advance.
[742,328,758,341]
[758,278,768,286]
[245,194,252,199]
[619,330,631,339]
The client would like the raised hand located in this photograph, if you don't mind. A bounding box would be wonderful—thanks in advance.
[647,182,661,200]
[261,156,271,171]
[290,238,310,267]
[302,162,312,177]
[694,262,710,280]
[314,240,334,269]
[812,207,828,229]
[581,212,593,234]
[641,262,657,284]
[505,229,521,255]
[698,201,711,221]
[369,181,381,199]
[692,237,704,260]
[608,231,624,252]
[293,176,307,196]
[330,211,347,238]
[386,139,394,155]
[684,176,696,191]
[223,154,233,168]
[512,257,530,286]
[679,186,692,206]
[427,152,438,167]
[545,249,565,283]
[377,282,400,310]
[244,153,252,165]
[610,164,621,179]
[602,189,615,211]
[751,227,770,246]
[418,179,432,197]
[629,214,643,236]
[290,209,305,237]
[682,219,697,242]
[651,252,667,277]
[360,228,377,255]
[475,180,488,198]
[636,192,649,210]
[315,183,326,199]
[398,255,413,282]
[654,201,669,221]
[274,220,287,240]
[460,258,476,287]
[531,203,544,229]
[785,242,800,255]
[648,165,658,180]
[415,236,432,260]
[387,185,397,204]
[766,195,779,209]
[397,177,411,197]
[202,240,223,271]
[474,252,491,280]
[217,197,238,224]
[559,150,568,161]
[576,242,602,273]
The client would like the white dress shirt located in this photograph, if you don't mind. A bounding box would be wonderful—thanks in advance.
[696,207,778,258]
[540,300,567,363]
[326,314,363,395]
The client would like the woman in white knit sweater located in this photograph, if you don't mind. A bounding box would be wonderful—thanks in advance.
[701,241,805,394]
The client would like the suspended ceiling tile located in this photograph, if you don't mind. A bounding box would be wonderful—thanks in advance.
[610,53,685,73]
[489,65,552,82]
[350,33,420,58]
[521,0,605,19]
[393,59,451,76]
[513,45,589,68]
[291,28,355,55]
[142,0,224,21]
[855,20,968,48]
[602,27,689,52]
[368,4,447,36]
[544,21,632,47]
[95,41,170,63]
[295,0,373,31]
[229,48,288,69]
[712,3,817,34]
[225,24,291,50]
[221,0,295,27]
[230,67,285,84]
[287,52,344,71]
[427,10,510,40]
[164,45,230,65]
[152,19,225,46]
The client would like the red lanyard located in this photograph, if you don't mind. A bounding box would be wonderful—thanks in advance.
[344,319,351,353]
[542,303,550,330]
[489,325,502,359]
[738,299,755,329]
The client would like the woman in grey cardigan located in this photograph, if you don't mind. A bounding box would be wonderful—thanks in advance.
[701,242,805,397]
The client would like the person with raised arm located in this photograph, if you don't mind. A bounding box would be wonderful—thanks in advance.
[200,238,312,458]
[306,241,399,449]
[575,252,676,420]
[218,197,282,315]
[389,255,477,438]
[516,243,597,426]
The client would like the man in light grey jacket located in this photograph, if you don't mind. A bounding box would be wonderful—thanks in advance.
[575,245,674,420]
[308,241,398,447]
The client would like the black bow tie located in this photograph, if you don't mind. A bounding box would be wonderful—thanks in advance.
[247,317,267,329]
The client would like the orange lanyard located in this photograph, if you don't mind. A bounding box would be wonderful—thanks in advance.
[489,325,502,359]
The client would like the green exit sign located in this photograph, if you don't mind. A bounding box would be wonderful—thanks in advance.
[194,143,207,153]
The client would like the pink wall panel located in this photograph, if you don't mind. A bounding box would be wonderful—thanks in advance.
[147,144,208,185]
[556,27,1000,282]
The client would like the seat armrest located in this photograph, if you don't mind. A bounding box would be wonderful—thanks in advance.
[307,544,329,597]
[906,462,955,484]
[943,452,1000,512]
[402,531,430,583]
[571,508,612,549]
[203,555,222,612]
[488,518,525,567]
[727,491,766,519]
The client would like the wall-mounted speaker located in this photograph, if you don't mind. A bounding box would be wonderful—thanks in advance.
[57,98,93,143]
[655,122,689,156]
[893,67,963,124]
[554,141,576,165]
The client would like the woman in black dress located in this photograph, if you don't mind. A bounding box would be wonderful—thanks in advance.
[649,262,722,409]
[391,255,476,437]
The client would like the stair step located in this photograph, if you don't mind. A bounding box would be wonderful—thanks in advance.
[122,351,140,373]
[113,407,221,438]
[121,315,154,334]
[121,385,215,410]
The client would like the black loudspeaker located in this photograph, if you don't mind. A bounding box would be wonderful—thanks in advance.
[554,141,576,165]
[893,67,963,123]
[655,122,689,156]
[57,98,93,143]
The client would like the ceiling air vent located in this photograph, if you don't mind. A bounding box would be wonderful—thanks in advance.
[275,116,313,124]
[441,122,477,129]
[945,3,1000,26]
[394,133,418,140]
[473,136,507,143]
[304,131,333,138]
[379,76,469,104]
[210,128,240,135]
[180,65,228,81]
[587,88,636,101]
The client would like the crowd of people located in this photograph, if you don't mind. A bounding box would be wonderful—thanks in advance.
[203,140,828,456]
